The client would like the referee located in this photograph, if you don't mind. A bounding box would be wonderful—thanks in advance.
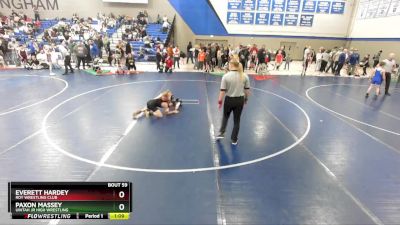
[383,53,396,96]
[216,57,250,145]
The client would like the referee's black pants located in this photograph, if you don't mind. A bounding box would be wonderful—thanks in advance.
[385,72,391,94]
[219,96,245,142]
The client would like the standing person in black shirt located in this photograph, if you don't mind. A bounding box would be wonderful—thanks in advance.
[194,46,199,69]
[74,42,87,70]
[84,41,91,67]
[125,53,136,72]
[156,48,162,71]
[62,49,74,75]
[211,43,217,72]
[96,36,104,59]
[186,41,193,64]
[275,46,286,59]
[256,46,266,73]
[373,50,382,68]
[239,46,248,70]
[361,54,370,76]
[125,41,132,56]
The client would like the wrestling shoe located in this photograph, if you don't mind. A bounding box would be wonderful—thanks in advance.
[215,133,224,140]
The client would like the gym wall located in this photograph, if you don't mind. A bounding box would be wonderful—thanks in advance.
[0,0,174,19]
[2,0,398,60]
[346,0,400,59]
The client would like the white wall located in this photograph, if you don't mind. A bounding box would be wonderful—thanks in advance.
[349,0,400,38]
[0,0,174,21]
[210,0,355,37]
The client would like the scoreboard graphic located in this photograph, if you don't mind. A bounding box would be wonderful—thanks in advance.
[8,182,132,220]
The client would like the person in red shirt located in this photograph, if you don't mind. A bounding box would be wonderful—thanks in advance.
[250,44,258,54]
[165,56,173,73]
[275,50,283,70]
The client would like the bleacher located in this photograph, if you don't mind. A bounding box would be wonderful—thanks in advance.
[5,15,172,63]
[36,19,59,35]
[129,23,169,62]
[11,19,61,44]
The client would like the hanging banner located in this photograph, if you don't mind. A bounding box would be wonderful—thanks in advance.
[284,13,299,26]
[316,1,331,14]
[242,0,256,10]
[228,0,242,10]
[240,12,255,24]
[365,0,379,18]
[286,0,300,12]
[302,0,317,13]
[271,0,286,12]
[330,1,345,14]
[269,13,284,25]
[356,0,370,19]
[387,0,400,16]
[299,14,314,26]
[227,12,241,24]
[375,0,391,17]
[255,13,270,24]
[257,0,272,11]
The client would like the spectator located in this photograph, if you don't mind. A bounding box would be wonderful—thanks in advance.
[84,41,91,65]
[332,48,343,73]
[316,48,322,71]
[7,39,19,65]
[320,49,330,73]
[325,47,337,73]
[90,40,99,59]
[256,46,266,73]
[373,50,382,68]
[275,50,283,70]
[74,42,87,70]
[198,49,206,70]
[301,46,312,76]
[62,48,73,75]
[186,41,193,64]
[125,41,132,56]
[194,45,199,69]
[217,47,223,69]
[173,45,180,69]
[360,54,370,76]
[238,46,248,70]
[162,20,169,33]
[348,49,360,76]
[125,52,136,71]
[0,54,5,68]
[156,48,162,71]
[165,55,173,73]
[25,55,34,69]
[18,44,28,67]
[335,49,348,76]
[284,53,291,70]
